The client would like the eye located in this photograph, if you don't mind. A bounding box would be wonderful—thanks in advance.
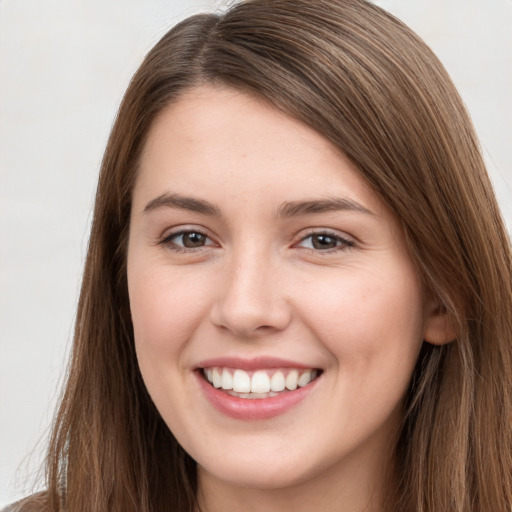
[296,232,354,252]
[160,230,216,250]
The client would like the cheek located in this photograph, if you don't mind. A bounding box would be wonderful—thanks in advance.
[298,267,425,437]
[296,265,425,377]
[127,264,214,428]
[128,264,212,360]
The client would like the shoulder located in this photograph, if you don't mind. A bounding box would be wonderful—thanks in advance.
[1,492,48,512]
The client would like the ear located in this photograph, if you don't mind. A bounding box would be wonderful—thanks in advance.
[423,300,458,345]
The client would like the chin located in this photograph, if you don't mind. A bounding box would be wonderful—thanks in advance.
[198,456,315,491]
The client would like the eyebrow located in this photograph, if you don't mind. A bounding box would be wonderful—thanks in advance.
[143,193,222,216]
[277,197,375,218]
[143,192,374,218]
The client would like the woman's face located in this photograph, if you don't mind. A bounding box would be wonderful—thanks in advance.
[127,86,433,495]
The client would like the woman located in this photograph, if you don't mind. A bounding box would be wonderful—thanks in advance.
[7,0,512,510]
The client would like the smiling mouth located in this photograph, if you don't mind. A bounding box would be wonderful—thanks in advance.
[201,367,321,399]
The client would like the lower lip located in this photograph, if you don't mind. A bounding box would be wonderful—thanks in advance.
[195,371,319,420]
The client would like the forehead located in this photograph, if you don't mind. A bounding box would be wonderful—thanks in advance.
[134,85,385,218]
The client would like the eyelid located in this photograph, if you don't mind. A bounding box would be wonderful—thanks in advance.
[156,225,219,250]
[292,228,356,252]
[155,225,355,253]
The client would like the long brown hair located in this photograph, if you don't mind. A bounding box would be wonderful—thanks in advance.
[21,0,512,510]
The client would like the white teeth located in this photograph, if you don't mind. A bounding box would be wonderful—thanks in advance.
[203,367,319,395]
[270,371,286,392]
[285,369,299,390]
[212,368,222,388]
[298,369,313,387]
[233,369,251,393]
[251,371,271,393]
[229,391,279,399]
[221,369,233,390]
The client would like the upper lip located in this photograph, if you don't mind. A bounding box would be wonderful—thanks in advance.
[196,356,319,371]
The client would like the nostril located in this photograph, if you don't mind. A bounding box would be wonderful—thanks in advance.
[209,269,292,336]
[210,300,292,338]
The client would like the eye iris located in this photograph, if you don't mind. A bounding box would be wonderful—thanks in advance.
[312,234,338,250]
[182,232,206,248]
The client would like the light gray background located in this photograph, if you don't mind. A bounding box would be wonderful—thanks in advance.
[1,0,511,505]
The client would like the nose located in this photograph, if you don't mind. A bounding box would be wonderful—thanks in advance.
[210,247,291,338]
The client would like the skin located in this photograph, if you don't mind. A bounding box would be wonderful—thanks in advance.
[127,85,450,512]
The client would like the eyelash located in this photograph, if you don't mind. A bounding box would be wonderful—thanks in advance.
[158,229,215,253]
[294,230,355,254]
[158,229,355,254]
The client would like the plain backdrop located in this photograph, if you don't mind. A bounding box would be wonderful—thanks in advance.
[1,0,511,505]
